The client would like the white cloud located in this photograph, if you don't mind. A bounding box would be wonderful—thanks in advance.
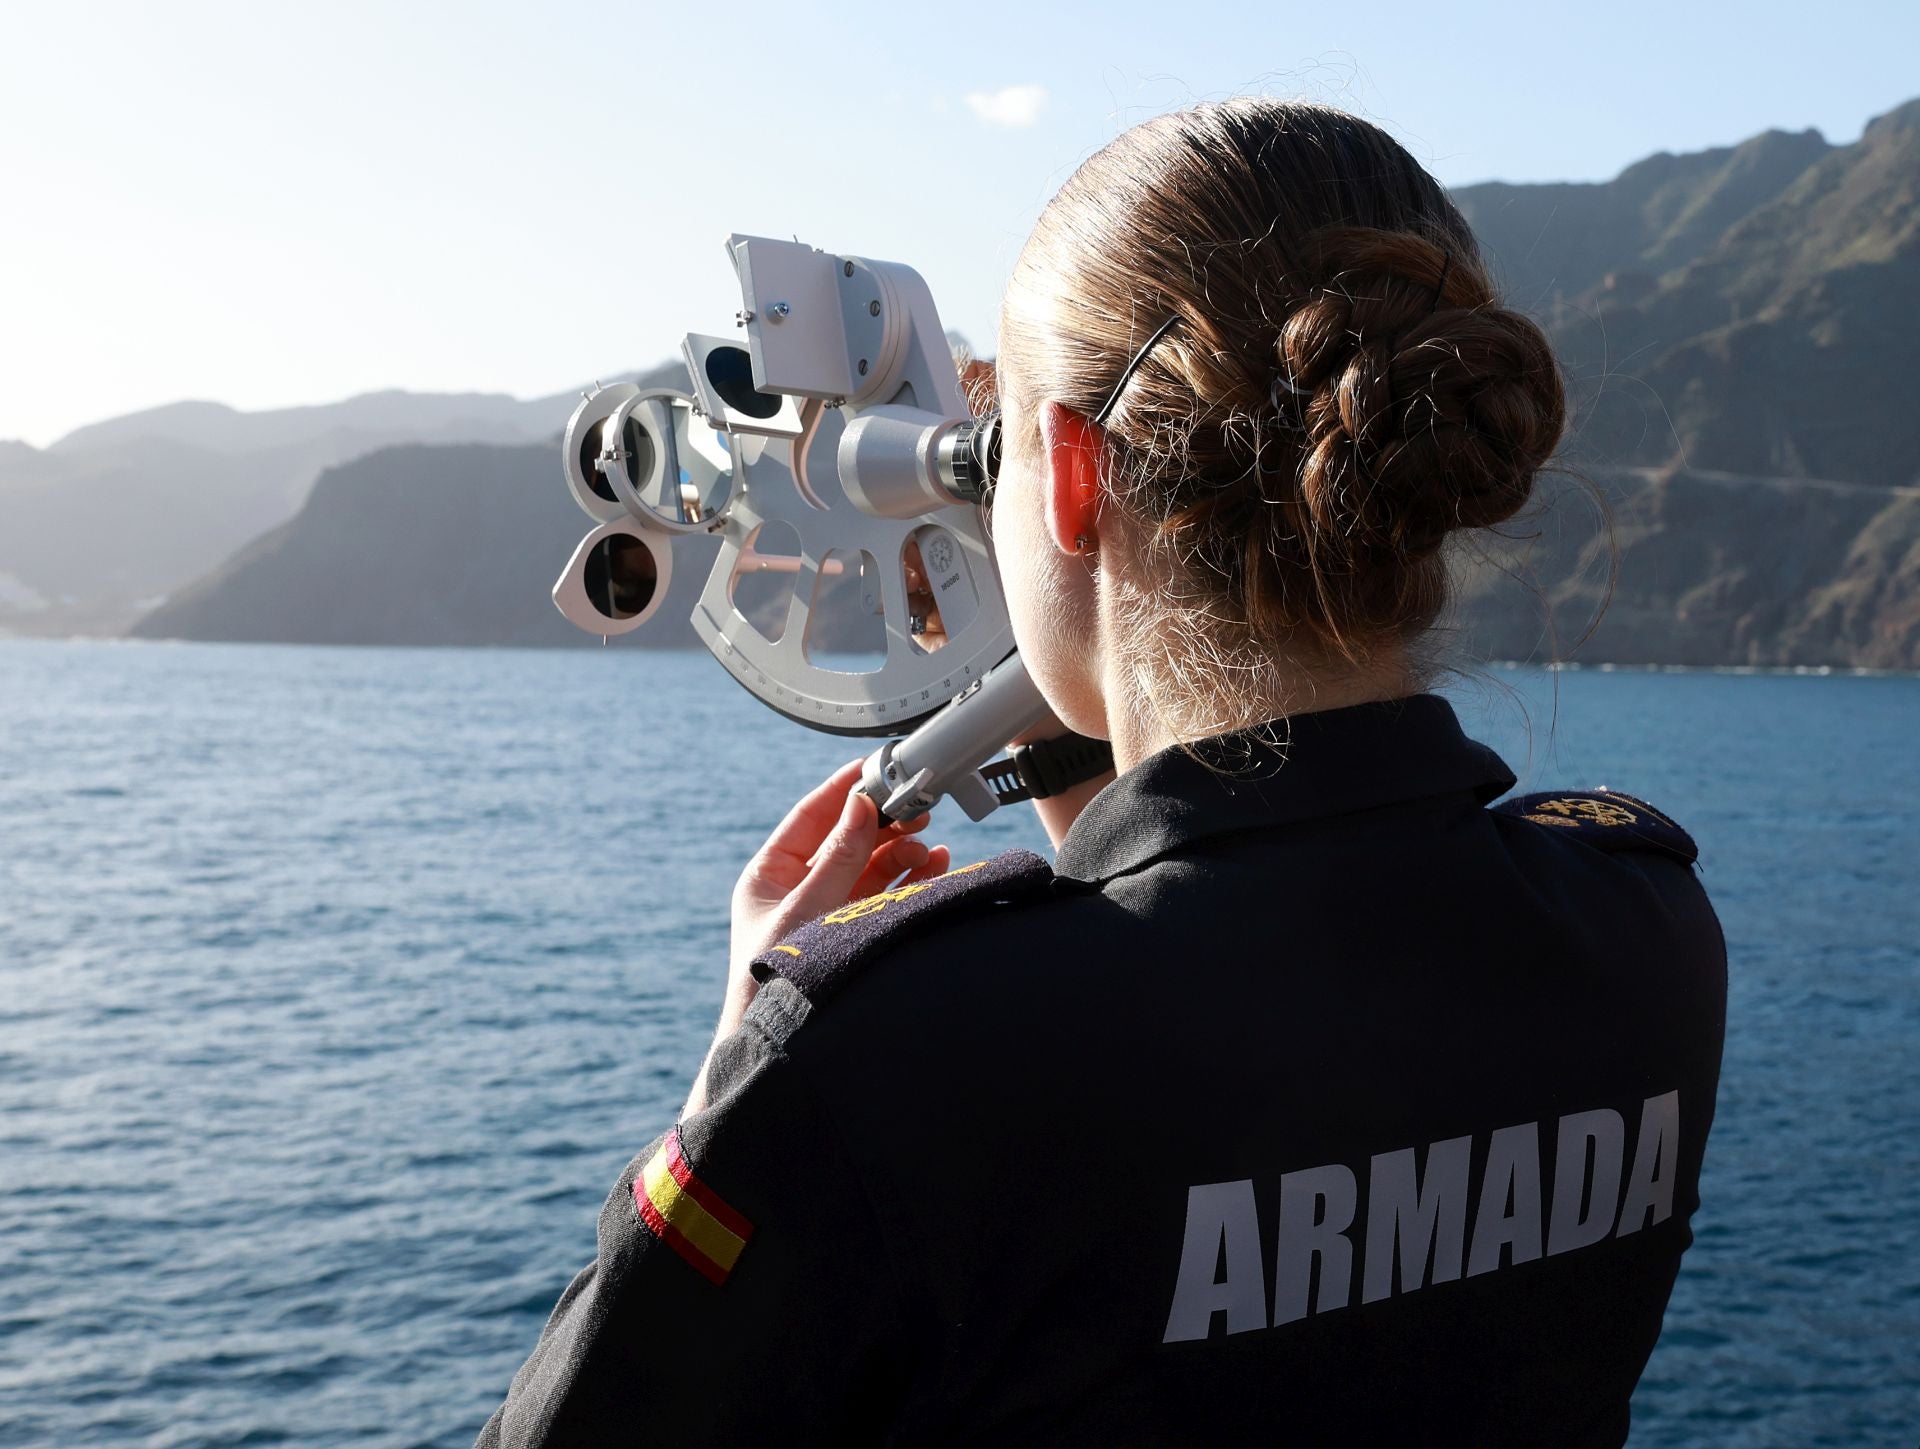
[964,84,1048,129]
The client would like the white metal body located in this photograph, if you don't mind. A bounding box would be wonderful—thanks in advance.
[552,234,1050,812]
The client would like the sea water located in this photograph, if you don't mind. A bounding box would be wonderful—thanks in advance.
[0,640,1914,1447]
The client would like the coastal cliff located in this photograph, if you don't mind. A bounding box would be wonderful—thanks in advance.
[130,443,1920,669]
[111,97,1920,668]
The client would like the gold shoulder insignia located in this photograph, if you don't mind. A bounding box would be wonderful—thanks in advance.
[1493,789,1698,866]
[751,851,1054,1005]
[821,860,989,925]
[1528,796,1640,827]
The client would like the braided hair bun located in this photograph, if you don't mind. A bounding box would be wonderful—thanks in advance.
[1277,228,1564,559]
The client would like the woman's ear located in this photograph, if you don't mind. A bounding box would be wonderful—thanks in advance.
[1036,401,1104,555]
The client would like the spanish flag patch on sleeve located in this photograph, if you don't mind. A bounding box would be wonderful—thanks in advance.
[633,1129,754,1285]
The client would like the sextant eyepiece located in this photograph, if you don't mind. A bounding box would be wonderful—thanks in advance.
[941,411,1001,507]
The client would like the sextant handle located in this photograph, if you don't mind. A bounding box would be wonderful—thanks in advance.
[859,652,1051,822]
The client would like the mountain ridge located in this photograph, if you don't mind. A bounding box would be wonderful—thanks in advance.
[20,99,1920,666]
[1456,96,1920,489]
[46,385,585,456]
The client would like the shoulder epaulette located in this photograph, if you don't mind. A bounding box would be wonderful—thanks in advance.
[1493,789,1698,865]
[750,848,1055,1005]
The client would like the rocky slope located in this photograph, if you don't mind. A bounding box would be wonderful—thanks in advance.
[127,434,874,654]
[1455,467,1920,669]
[130,443,703,649]
[0,371,680,637]
[1456,99,1920,488]
[133,438,1920,671]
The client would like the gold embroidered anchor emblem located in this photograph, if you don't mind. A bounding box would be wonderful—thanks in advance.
[1528,796,1639,828]
[822,860,990,924]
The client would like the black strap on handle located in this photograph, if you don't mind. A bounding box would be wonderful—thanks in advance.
[979,732,1116,805]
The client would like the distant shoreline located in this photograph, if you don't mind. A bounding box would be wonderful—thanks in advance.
[5,634,1915,679]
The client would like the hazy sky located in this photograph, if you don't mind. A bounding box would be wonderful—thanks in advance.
[2,0,1915,446]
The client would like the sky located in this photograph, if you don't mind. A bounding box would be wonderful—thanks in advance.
[2,0,1916,447]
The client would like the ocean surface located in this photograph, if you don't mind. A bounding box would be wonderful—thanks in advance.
[0,640,1914,1447]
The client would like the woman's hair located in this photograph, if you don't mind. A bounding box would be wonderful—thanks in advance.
[998,99,1566,726]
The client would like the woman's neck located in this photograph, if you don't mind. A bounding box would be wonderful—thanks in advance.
[1101,648,1421,774]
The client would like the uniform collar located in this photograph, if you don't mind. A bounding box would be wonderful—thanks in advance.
[1053,693,1516,884]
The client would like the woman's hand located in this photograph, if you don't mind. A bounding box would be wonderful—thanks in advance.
[731,758,950,975]
[685,760,949,1115]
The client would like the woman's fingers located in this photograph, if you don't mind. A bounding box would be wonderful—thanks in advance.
[767,768,921,860]
[736,760,951,938]
[899,844,951,887]
[849,836,932,899]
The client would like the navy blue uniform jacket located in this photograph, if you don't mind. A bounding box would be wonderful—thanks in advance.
[478,694,1727,1446]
